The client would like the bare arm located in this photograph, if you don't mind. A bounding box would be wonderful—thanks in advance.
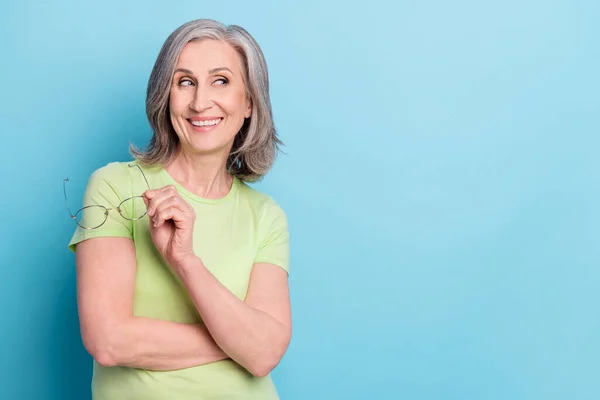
[76,237,228,370]
[175,256,292,377]
[142,184,292,376]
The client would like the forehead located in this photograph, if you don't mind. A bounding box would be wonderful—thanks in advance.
[175,40,243,73]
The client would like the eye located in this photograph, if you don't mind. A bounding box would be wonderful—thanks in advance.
[178,78,194,87]
[213,77,228,86]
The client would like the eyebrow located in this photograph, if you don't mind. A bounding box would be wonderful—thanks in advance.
[173,67,234,75]
[174,68,194,75]
[208,67,233,74]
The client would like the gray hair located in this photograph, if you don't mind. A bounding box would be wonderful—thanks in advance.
[131,19,282,182]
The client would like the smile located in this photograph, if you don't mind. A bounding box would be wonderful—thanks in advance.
[188,118,223,127]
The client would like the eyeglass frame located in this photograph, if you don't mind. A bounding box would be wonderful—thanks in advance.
[63,163,151,230]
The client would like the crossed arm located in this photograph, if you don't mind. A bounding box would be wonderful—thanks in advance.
[76,236,291,376]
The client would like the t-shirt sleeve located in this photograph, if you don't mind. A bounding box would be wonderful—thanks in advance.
[254,199,290,274]
[67,162,133,253]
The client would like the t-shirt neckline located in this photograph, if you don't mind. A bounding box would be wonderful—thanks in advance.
[159,167,239,205]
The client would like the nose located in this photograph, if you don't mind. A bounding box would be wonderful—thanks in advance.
[190,86,213,112]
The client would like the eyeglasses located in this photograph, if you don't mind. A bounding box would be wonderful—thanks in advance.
[63,163,150,230]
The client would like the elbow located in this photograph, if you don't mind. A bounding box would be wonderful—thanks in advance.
[81,329,122,367]
[251,368,272,378]
[248,359,278,378]
[91,348,118,368]
[248,330,291,377]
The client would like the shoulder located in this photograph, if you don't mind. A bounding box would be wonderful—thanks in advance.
[237,181,288,229]
[238,181,286,216]
[84,161,137,200]
[89,161,132,182]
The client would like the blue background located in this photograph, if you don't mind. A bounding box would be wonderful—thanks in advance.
[1,1,598,399]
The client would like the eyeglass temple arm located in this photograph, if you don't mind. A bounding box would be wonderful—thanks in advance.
[63,178,76,218]
[128,163,151,191]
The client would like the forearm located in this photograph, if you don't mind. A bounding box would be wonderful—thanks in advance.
[104,317,228,370]
[176,257,288,377]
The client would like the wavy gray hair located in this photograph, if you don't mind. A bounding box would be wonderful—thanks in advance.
[131,19,282,182]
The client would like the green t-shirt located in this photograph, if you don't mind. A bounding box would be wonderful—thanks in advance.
[68,161,289,400]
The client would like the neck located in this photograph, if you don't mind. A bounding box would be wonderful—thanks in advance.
[165,149,234,199]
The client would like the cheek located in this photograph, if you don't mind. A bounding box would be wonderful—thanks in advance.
[224,92,250,117]
[169,90,189,114]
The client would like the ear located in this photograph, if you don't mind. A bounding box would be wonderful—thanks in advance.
[245,97,252,119]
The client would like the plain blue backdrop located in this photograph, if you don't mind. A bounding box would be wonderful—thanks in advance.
[1,1,599,399]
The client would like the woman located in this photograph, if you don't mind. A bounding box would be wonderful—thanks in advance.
[67,19,291,399]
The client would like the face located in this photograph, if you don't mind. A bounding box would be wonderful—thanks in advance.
[169,40,251,158]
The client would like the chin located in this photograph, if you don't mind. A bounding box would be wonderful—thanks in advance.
[184,138,234,156]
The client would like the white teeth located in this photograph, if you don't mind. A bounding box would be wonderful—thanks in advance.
[190,118,221,127]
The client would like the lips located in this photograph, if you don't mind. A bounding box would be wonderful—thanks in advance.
[188,117,223,127]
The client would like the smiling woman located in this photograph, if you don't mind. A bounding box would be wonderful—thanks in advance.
[168,40,252,159]
[67,19,291,400]
[136,19,279,182]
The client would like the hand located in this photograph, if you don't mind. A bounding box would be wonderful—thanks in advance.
[143,185,196,269]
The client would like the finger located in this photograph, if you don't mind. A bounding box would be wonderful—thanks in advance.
[144,184,177,201]
[146,186,180,216]
[152,195,187,219]
[153,196,192,226]
[148,191,182,219]
[153,204,190,229]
